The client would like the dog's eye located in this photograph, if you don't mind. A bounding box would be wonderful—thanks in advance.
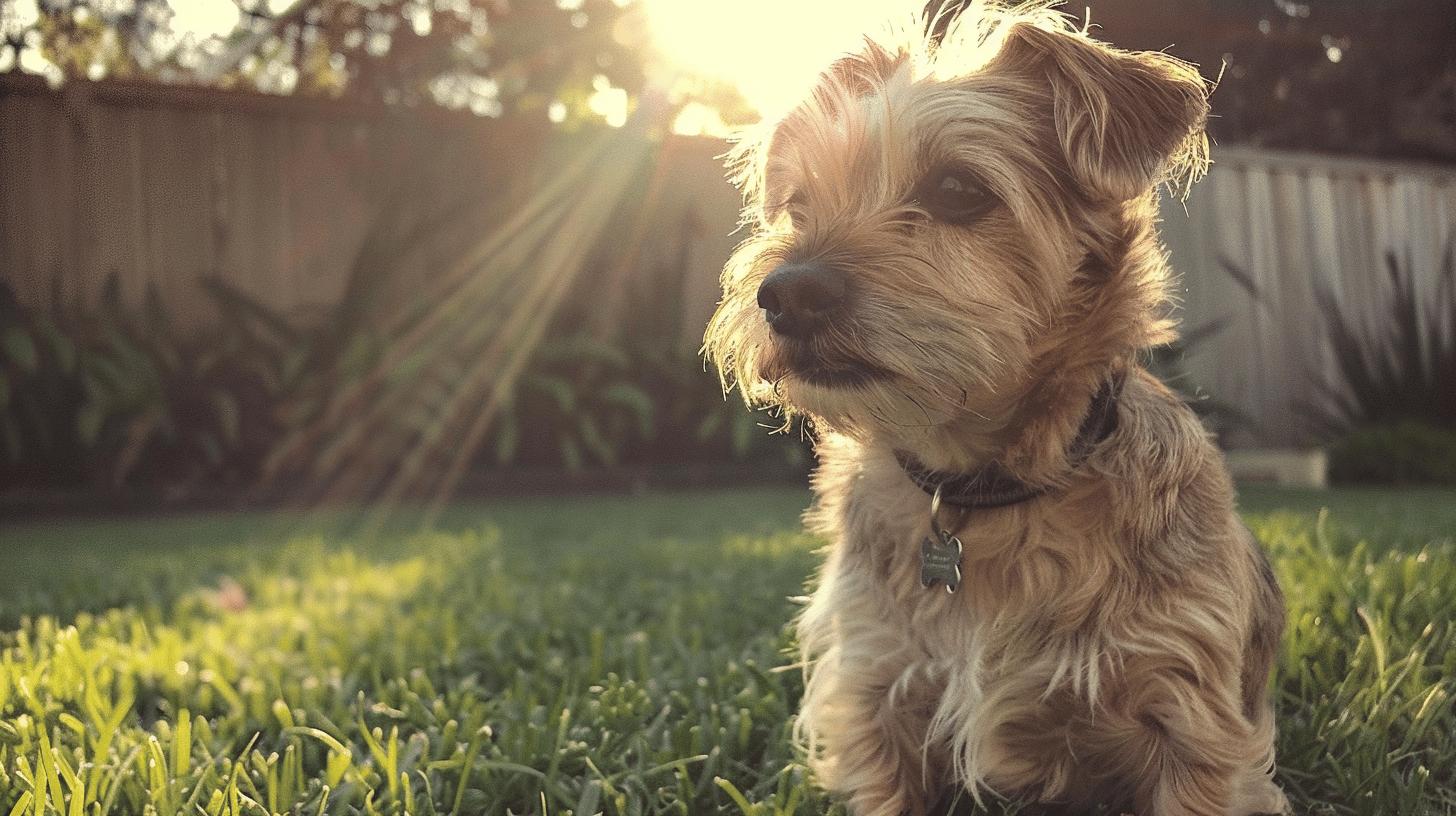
[773,190,807,231]
[918,171,996,225]
[786,190,809,230]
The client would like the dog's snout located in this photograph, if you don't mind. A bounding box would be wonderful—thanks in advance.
[756,264,846,338]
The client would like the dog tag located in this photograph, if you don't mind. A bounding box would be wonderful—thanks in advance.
[920,529,963,593]
[921,484,963,593]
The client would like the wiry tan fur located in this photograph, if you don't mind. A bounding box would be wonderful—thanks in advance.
[703,4,1287,814]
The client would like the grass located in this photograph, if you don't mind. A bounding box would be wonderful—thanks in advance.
[0,485,1453,815]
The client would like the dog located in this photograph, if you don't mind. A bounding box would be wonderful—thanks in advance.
[703,4,1288,815]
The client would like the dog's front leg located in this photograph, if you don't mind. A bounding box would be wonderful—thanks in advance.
[802,656,940,816]
[800,587,942,816]
[1114,662,1286,816]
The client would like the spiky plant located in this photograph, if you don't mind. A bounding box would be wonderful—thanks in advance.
[1304,245,1456,436]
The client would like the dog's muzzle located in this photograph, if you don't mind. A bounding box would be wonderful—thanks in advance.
[756,263,846,339]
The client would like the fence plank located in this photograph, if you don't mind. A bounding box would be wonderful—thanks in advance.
[1163,147,1456,446]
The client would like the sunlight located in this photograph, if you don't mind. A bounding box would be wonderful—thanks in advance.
[168,0,296,41]
[167,0,242,40]
[641,0,924,121]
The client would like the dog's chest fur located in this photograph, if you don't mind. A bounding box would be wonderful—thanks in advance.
[801,434,1152,799]
[810,434,1117,650]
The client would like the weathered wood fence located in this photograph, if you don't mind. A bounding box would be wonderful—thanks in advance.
[0,74,741,337]
[3,75,1454,447]
[1161,147,1456,446]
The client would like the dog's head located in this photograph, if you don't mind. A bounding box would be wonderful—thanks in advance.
[704,4,1209,457]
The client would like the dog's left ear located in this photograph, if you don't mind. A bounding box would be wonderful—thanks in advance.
[990,23,1210,202]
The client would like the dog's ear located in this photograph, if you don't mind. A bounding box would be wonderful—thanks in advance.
[731,42,909,225]
[990,23,1210,201]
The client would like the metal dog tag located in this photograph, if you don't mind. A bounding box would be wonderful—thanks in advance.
[920,529,963,593]
[920,484,964,593]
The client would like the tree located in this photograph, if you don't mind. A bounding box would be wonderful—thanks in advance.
[927,0,1456,161]
[5,0,649,123]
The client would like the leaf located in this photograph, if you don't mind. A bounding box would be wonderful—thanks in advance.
[577,413,617,466]
[143,282,171,338]
[557,433,583,472]
[1178,317,1230,349]
[280,348,310,389]
[536,335,630,369]
[283,727,351,758]
[694,410,724,442]
[1,328,38,373]
[731,412,758,458]
[599,383,654,438]
[39,321,76,374]
[526,374,577,415]
[574,781,601,816]
[212,391,241,443]
[200,276,302,345]
[0,416,22,463]
[1215,255,1263,301]
[1302,249,1456,435]
[493,414,520,465]
[76,404,107,447]
[713,777,757,815]
[195,431,223,467]
[111,409,163,485]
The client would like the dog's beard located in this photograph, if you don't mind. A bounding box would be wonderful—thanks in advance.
[717,303,1029,442]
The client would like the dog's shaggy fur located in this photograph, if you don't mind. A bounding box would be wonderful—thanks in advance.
[703,4,1287,815]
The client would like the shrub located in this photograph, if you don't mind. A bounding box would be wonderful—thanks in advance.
[0,276,286,493]
[1298,247,1456,484]
[0,281,88,487]
[1305,247,1456,435]
[1328,421,1456,485]
[489,334,655,471]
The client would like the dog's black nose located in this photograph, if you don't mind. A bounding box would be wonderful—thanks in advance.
[756,264,846,338]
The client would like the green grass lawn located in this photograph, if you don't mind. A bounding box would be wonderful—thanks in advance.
[1,485,1453,815]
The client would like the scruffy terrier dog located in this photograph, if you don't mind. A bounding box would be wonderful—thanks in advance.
[704,4,1287,815]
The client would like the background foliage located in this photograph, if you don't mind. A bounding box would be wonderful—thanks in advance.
[1304,248,1456,485]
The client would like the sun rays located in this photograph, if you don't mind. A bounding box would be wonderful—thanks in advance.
[264,115,656,529]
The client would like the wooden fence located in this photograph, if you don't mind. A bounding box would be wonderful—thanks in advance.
[0,74,741,338]
[1160,147,1456,446]
[3,75,1454,448]
[0,74,507,325]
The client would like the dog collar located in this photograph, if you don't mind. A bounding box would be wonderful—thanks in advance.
[895,371,1125,510]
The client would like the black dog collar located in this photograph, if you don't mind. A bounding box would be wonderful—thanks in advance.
[895,372,1126,510]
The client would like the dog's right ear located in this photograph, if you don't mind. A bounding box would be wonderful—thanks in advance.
[988,22,1210,202]
[730,42,909,226]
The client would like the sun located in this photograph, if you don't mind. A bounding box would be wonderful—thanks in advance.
[640,0,925,123]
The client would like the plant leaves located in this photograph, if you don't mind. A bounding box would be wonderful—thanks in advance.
[1,328,39,373]
[600,383,654,438]
[76,404,107,448]
[577,413,617,466]
[212,391,241,443]
[493,414,520,465]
